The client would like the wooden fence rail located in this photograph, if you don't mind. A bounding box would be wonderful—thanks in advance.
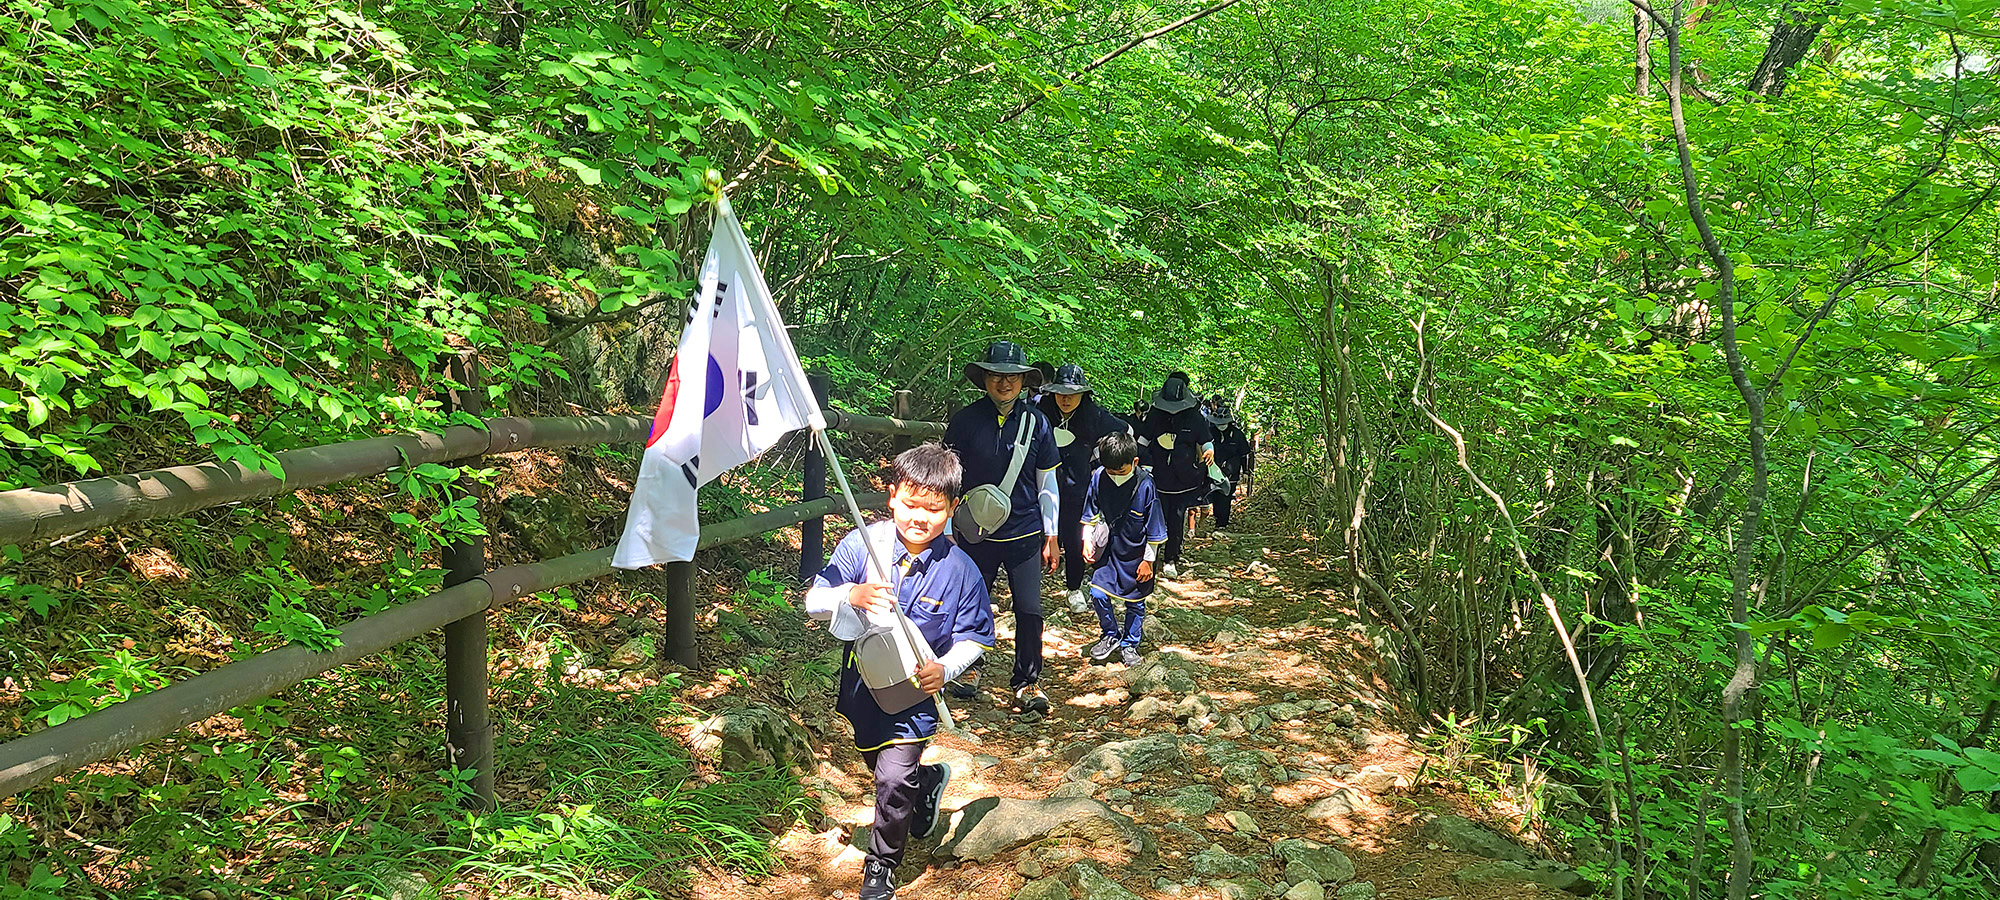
[0,399,942,807]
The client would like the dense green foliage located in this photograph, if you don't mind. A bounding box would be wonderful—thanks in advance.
[7,0,2000,896]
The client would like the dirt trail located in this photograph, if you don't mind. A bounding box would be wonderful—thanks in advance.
[698,520,1552,900]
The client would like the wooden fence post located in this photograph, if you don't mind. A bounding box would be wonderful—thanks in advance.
[663,559,699,668]
[799,374,832,581]
[438,353,495,811]
[892,390,914,456]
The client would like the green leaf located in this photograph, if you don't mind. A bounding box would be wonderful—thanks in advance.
[1811,622,1854,650]
[559,157,603,186]
[1954,766,2000,793]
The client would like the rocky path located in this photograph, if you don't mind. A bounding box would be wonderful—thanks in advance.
[699,526,1586,900]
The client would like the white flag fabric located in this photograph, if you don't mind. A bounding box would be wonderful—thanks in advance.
[614,198,824,568]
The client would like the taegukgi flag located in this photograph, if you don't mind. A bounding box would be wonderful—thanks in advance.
[614,197,824,568]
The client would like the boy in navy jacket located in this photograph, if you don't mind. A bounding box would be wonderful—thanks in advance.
[1080,430,1167,667]
[805,444,995,900]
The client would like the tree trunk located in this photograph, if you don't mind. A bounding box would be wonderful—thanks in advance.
[1635,12,1654,95]
[1746,2,1829,99]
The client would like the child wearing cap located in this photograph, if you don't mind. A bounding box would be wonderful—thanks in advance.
[804,444,996,900]
[1081,430,1167,667]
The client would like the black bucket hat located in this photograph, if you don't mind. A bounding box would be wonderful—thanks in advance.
[1151,371,1199,413]
[1044,363,1092,396]
[964,340,1044,389]
[1207,402,1235,426]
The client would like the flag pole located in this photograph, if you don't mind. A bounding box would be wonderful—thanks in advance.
[704,172,961,732]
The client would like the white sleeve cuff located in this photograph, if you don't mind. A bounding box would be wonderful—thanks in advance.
[1038,467,1060,534]
[1143,542,1159,562]
[938,640,986,684]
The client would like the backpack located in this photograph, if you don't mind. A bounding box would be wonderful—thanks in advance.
[952,411,1035,543]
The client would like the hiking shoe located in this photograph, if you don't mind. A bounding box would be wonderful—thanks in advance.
[913,762,953,839]
[1066,589,1089,615]
[1119,646,1142,667]
[859,857,897,900]
[1014,685,1050,714]
[1086,636,1121,664]
[944,668,980,700]
[1163,562,1180,579]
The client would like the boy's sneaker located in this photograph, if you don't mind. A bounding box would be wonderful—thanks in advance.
[1066,589,1089,615]
[860,857,897,900]
[913,762,953,838]
[944,668,980,700]
[1162,562,1180,578]
[1013,685,1050,714]
[1119,646,1142,667]
[1086,636,1121,664]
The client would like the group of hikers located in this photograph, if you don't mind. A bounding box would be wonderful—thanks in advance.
[801,339,1255,900]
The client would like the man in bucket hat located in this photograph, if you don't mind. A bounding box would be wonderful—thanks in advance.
[942,341,1062,714]
[1037,363,1134,615]
[1138,371,1213,578]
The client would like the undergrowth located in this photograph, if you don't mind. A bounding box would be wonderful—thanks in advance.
[3,621,810,900]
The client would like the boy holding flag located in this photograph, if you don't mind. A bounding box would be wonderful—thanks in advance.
[805,444,995,900]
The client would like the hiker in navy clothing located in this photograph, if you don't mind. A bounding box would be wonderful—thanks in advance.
[1138,371,1213,577]
[1209,401,1252,529]
[1081,430,1166,667]
[942,341,1061,714]
[805,444,995,900]
[1036,364,1133,617]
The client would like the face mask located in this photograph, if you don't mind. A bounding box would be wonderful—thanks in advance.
[1107,469,1136,486]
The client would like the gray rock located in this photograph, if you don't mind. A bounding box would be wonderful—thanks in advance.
[1454,860,1587,893]
[1016,857,1046,878]
[1192,845,1262,878]
[1173,693,1217,722]
[1350,764,1400,793]
[1107,788,1133,801]
[1074,863,1144,900]
[607,634,656,667]
[1017,877,1070,900]
[1419,815,1531,862]
[1302,788,1370,824]
[1158,607,1223,640]
[1285,882,1325,900]
[936,797,1150,862]
[1123,651,1205,696]
[687,705,815,774]
[1128,696,1170,722]
[1065,734,1183,783]
[1142,616,1177,645]
[1263,702,1307,721]
[1208,878,1272,900]
[1145,784,1220,818]
[1224,810,1260,834]
[1335,883,1377,900]
[1051,781,1096,799]
[1276,839,1355,885]
[365,867,428,900]
[1203,740,1281,789]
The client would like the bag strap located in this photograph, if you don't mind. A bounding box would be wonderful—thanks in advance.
[996,409,1036,497]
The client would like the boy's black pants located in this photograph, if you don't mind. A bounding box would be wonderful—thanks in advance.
[862,742,929,869]
[964,533,1045,688]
